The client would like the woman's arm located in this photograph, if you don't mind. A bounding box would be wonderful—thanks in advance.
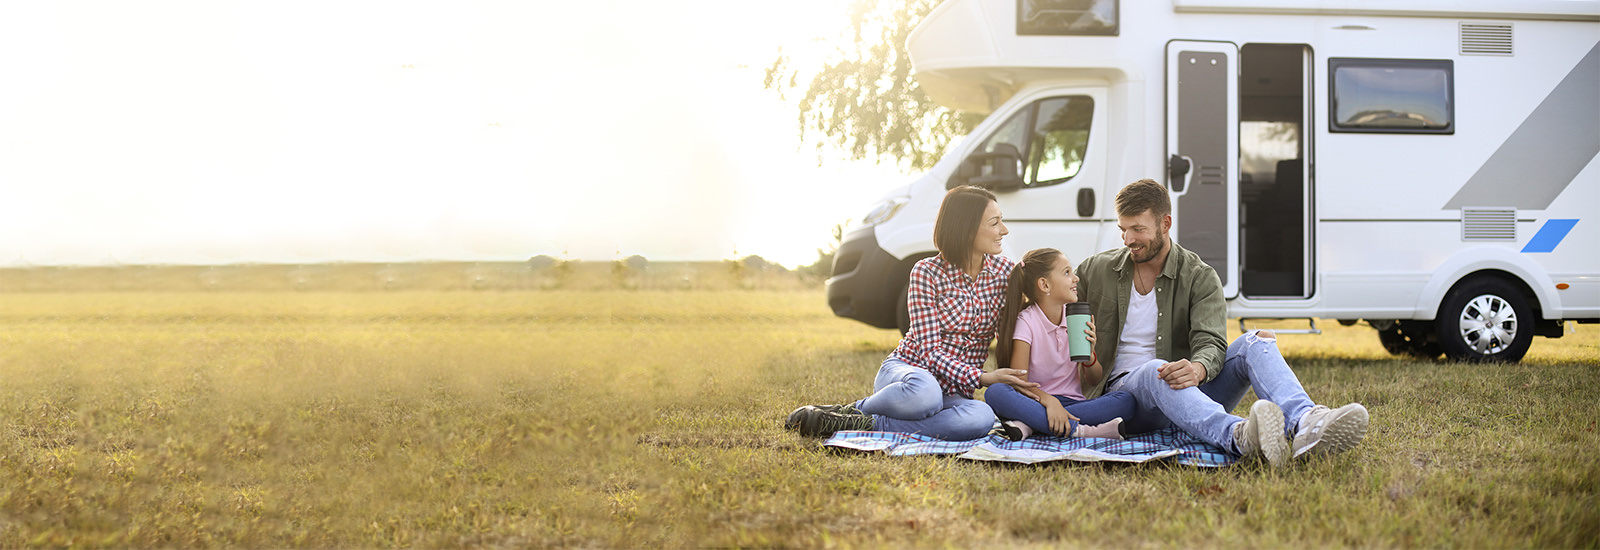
[903,262,986,393]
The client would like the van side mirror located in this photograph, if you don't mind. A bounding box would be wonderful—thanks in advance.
[947,143,1025,191]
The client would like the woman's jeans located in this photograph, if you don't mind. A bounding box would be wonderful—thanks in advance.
[985,383,1136,437]
[1110,331,1316,454]
[854,357,996,441]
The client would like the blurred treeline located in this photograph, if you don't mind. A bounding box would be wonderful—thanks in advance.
[0,255,833,293]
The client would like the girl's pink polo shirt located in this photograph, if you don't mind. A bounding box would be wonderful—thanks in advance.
[1012,303,1086,399]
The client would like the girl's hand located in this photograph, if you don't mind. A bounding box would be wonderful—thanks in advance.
[1085,317,1097,346]
[1045,401,1079,436]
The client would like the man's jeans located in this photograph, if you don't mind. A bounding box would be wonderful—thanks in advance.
[855,357,997,441]
[1109,331,1315,454]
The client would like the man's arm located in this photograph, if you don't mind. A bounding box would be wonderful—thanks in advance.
[1157,261,1228,390]
[1186,264,1228,382]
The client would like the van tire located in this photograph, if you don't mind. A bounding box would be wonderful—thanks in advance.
[895,283,911,336]
[1435,277,1533,363]
[1376,321,1441,359]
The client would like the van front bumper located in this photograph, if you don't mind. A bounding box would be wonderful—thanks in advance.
[825,227,912,330]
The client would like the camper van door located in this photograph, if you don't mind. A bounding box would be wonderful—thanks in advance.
[1166,40,1241,299]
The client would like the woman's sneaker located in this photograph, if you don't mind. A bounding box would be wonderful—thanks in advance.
[1232,400,1290,468]
[785,405,874,437]
[1291,403,1369,458]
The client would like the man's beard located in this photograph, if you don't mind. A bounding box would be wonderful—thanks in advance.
[1132,232,1167,264]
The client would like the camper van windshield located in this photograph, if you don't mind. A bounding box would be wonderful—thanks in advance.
[1330,58,1454,133]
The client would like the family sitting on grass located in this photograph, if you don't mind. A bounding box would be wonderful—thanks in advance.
[785,181,1369,467]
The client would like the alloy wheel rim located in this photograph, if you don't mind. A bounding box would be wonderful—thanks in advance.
[1456,294,1516,355]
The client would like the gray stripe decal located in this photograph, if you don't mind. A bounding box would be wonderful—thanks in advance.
[1443,41,1600,210]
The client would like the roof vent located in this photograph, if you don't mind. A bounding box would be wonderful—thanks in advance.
[1462,207,1516,241]
[1461,23,1513,56]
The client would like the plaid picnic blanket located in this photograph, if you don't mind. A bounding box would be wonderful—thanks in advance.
[823,427,1236,467]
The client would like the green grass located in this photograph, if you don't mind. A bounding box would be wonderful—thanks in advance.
[1,290,1596,547]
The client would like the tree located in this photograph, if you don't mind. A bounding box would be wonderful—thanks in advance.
[764,0,980,171]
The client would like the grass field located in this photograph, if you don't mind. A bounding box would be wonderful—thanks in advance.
[1,289,1596,547]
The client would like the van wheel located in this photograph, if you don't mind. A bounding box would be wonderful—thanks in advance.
[1375,321,1441,359]
[1434,277,1533,363]
[895,284,911,336]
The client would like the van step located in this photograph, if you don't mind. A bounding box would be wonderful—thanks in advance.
[1238,318,1322,335]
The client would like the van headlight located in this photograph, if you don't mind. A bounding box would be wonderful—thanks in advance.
[861,197,909,227]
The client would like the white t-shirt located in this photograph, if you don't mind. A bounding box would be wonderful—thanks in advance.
[1110,277,1159,385]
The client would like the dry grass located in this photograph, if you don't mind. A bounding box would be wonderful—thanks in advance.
[0,289,1595,547]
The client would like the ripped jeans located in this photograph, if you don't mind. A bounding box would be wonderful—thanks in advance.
[1109,331,1317,454]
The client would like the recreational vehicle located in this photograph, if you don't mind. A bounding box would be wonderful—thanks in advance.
[825,0,1600,362]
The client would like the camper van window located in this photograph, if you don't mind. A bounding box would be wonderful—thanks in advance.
[1329,58,1454,134]
[975,95,1094,188]
[979,107,1034,182]
[1029,96,1093,185]
[1017,0,1118,36]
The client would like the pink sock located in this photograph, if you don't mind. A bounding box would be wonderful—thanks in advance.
[1073,417,1125,440]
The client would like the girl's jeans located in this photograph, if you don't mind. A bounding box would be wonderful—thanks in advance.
[984,383,1137,437]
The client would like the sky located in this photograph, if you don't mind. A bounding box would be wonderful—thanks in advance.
[0,1,911,268]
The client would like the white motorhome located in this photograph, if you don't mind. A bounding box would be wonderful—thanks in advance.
[825,0,1599,362]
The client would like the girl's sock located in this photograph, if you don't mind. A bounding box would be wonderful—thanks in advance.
[1073,417,1125,440]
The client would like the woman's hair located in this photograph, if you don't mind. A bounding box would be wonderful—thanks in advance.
[995,248,1064,370]
[933,186,998,265]
[1115,178,1172,218]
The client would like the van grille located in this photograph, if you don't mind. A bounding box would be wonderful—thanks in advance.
[1460,23,1513,56]
[1462,207,1517,241]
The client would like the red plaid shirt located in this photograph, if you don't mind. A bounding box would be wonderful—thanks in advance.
[889,253,1016,398]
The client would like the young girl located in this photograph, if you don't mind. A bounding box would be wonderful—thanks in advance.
[785,186,1036,440]
[984,248,1137,440]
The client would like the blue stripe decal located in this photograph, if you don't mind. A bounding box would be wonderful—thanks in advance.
[1522,219,1579,253]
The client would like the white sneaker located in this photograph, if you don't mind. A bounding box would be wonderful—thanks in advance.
[1291,403,1369,458]
[1232,400,1289,468]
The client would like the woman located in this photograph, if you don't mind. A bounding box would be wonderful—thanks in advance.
[786,186,1035,440]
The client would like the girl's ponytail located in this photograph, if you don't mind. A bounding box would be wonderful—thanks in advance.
[995,262,1028,370]
[994,248,1064,370]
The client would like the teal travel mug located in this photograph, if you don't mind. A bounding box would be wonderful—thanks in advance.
[1066,302,1092,362]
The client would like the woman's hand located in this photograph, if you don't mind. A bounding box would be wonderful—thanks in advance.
[1045,400,1079,436]
[982,368,1039,389]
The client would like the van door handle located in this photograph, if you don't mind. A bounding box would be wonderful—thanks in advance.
[1168,154,1194,196]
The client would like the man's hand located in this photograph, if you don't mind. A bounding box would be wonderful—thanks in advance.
[1156,359,1205,390]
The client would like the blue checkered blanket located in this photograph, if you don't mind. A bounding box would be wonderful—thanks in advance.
[823,427,1236,467]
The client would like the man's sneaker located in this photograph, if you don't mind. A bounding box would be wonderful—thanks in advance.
[785,405,874,437]
[1232,400,1289,468]
[1291,403,1369,458]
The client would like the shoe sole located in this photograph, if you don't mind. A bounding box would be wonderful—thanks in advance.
[1294,404,1369,458]
[1251,400,1289,468]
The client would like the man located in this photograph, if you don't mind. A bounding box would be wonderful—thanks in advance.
[1075,178,1368,467]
